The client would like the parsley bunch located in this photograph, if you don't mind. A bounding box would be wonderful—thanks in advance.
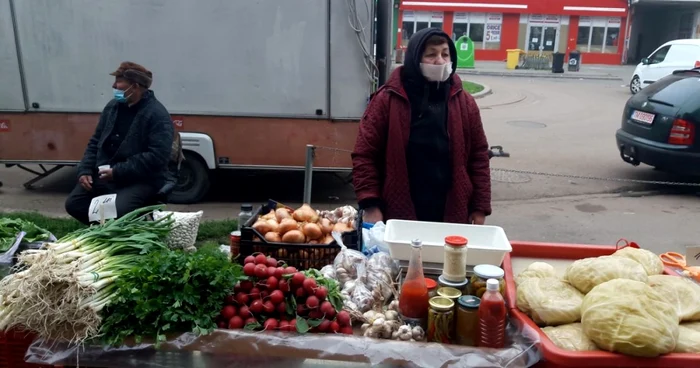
[100,246,244,345]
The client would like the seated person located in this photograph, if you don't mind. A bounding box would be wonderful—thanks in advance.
[65,61,174,225]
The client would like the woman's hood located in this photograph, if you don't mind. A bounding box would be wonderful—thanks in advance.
[403,28,458,83]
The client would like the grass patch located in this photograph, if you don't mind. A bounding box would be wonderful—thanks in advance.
[0,212,237,245]
[462,81,485,94]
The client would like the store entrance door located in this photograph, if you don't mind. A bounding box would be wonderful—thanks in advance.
[527,26,558,52]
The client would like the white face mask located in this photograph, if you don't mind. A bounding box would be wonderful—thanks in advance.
[420,62,452,82]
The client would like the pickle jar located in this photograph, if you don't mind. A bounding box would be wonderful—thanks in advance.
[438,275,469,295]
[427,296,455,343]
[470,264,505,298]
[436,286,462,311]
[455,295,481,346]
[425,278,438,298]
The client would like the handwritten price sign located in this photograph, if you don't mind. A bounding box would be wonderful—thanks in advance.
[88,194,118,223]
[686,245,700,267]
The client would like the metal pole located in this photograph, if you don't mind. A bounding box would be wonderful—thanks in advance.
[375,0,393,87]
[303,144,315,205]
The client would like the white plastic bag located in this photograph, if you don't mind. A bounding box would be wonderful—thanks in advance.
[153,210,202,252]
[362,221,389,254]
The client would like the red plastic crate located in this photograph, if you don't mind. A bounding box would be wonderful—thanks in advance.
[0,328,52,368]
[504,240,700,368]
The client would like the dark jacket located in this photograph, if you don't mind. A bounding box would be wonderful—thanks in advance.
[351,30,492,223]
[77,91,174,188]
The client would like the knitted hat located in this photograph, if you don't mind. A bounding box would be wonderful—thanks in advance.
[110,61,153,88]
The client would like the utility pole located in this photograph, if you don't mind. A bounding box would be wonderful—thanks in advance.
[375,0,393,86]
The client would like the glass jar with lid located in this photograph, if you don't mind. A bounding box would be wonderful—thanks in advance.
[438,275,469,295]
[469,264,505,298]
[425,278,438,298]
[427,296,455,343]
[441,235,468,283]
[455,295,480,346]
[436,286,462,311]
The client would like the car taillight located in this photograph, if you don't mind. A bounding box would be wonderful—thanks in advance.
[668,119,694,145]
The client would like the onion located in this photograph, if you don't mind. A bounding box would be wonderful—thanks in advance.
[278,218,298,235]
[333,222,352,233]
[266,219,279,233]
[275,208,292,222]
[252,220,274,235]
[302,223,323,240]
[261,210,276,221]
[308,240,319,245]
[264,232,282,242]
[293,204,318,223]
[282,230,305,243]
[319,218,333,235]
[322,234,334,244]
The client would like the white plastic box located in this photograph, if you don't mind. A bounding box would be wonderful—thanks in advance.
[384,220,512,266]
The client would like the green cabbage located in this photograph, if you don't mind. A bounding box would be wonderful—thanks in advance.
[612,247,664,275]
[648,275,700,322]
[542,323,598,351]
[516,262,557,286]
[517,276,583,326]
[565,256,647,294]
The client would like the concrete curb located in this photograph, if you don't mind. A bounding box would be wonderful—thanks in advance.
[471,83,492,99]
[457,70,623,81]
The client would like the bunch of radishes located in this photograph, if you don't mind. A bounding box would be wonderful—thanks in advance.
[217,253,352,334]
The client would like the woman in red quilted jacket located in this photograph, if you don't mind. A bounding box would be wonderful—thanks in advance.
[352,28,491,225]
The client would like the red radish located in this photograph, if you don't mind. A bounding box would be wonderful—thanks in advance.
[285,266,298,275]
[233,285,242,294]
[243,263,256,277]
[218,321,227,329]
[308,309,323,320]
[320,301,336,318]
[250,300,264,314]
[263,300,275,314]
[255,254,268,265]
[249,288,261,300]
[278,279,290,293]
[235,292,250,306]
[340,326,353,335]
[280,316,288,322]
[306,295,320,309]
[269,290,284,305]
[267,276,279,290]
[238,305,251,318]
[295,287,306,298]
[276,302,287,314]
[289,319,298,332]
[228,316,244,329]
[266,257,278,267]
[336,311,351,327]
[244,317,258,326]
[296,304,307,316]
[254,264,268,278]
[318,320,331,332]
[244,255,255,265]
[329,321,340,333]
[302,278,317,294]
[274,267,285,279]
[291,272,306,287]
[314,286,328,301]
[267,266,277,278]
[221,305,237,320]
[263,318,279,331]
[279,320,291,331]
[261,291,270,300]
[239,280,254,292]
[224,294,236,305]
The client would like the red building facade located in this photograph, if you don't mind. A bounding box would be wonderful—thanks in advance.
[398,0,629,65]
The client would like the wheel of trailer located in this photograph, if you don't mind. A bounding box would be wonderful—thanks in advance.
[169,151,211,204]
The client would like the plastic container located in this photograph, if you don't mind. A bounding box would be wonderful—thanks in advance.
[398,239,429,328]
[438,275,469,295]
[425,278,438,298]
[237,204,254,231]
[477,279,507,349]
[504,240,698,368]
[427,296,455,343]
[456,295,481,346]
[470,264,505,298]
[384,220,511,265]
[442,235,468,282]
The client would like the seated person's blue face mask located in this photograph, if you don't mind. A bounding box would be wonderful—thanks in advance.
[113,85,134,103]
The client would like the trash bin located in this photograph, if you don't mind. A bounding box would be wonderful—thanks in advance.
[568,50,581,72]
[552,52,565,73]
[506,49,524,70]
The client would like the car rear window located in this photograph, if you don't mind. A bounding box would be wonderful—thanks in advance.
[641,73,700,106]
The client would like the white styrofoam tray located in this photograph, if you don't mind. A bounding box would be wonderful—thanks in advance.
[384,220,512,266]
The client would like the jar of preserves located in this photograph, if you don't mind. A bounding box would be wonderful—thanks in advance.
[438,275,469,295]
[427,296,454,343]
[442,235,468,283]
[470,265,505,298]
[230,231,241,260]
[436,286,462,311]
[425,278,438,298]
[455,295,481,346]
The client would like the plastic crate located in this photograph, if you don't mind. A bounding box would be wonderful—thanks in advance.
[240,201,360,270]
[504,241,700,368]
[0,328,52,368]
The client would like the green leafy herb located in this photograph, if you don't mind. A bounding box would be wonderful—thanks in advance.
[0,218,53,252]
[296,317,310,333]
[99,246,245,346]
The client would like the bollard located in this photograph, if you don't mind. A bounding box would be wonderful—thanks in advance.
[303,145,315,205]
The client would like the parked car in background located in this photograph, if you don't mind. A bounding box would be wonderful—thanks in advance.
[617,69,700,174]
[629,39,700,94]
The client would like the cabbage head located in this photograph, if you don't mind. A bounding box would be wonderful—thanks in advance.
[648,275,700,322]
[675,325,700,353]
[581,279,679,357]
[612,247,664,275]
[542,323,598,352]
[517,277,583,326]
[565,256,647,294]
[516,262,557,286]
[682,321,700,332]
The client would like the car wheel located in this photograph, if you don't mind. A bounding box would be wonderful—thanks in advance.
[630,75,642,94]
[169,152,211,204]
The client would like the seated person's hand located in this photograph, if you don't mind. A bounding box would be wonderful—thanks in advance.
[99,168,113,181]
[78,175,93,191]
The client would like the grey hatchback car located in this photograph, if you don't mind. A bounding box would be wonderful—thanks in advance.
[616,69,700,174]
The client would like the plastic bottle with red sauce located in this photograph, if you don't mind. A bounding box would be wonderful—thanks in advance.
[477,278,507,348]
[399,239,430,325]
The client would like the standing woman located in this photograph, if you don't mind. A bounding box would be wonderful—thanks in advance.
[352,28,491,224]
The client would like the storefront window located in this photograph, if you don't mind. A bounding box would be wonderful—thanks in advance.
[401,11,444,47]
[577,17,621,53]
[453,12,502,50]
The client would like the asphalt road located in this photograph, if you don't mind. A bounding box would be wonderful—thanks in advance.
[2,73,699,254]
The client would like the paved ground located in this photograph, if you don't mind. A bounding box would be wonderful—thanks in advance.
[456,60,637,81]
[2,68,699,255]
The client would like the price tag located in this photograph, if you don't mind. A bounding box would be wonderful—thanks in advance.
[88,194,118,223]
[686,245,700,267]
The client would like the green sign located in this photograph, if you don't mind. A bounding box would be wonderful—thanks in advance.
[455,36,475,69]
